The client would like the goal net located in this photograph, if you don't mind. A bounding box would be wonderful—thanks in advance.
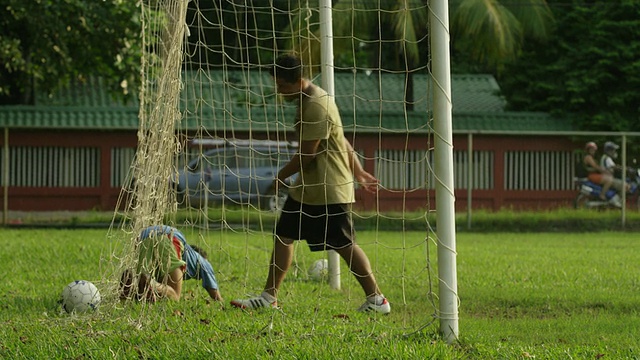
[105,0,457,341]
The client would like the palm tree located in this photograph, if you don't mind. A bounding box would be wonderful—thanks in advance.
[284,1,427,73]
[450,0,555,71]
[284,0,428,111]
[282,0,554,110]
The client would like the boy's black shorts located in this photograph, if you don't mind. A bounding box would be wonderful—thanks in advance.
[275,197,355,252]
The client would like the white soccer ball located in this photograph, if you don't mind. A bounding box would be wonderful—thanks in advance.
[308,259,329,281]
[61,280,101,313]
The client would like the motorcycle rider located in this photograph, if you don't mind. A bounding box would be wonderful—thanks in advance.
[600,141,630,193]
[583,141,619,206]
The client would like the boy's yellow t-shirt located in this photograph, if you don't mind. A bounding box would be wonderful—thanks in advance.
[288,85,355,205]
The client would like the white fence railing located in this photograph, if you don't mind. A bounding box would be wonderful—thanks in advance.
[504,150,578,191]
[4,146,100,187]
[375,148,577,191]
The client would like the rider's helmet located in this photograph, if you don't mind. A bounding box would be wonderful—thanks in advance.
[604,141,619,153]
[603,141,619,159]
[585,141,597,151]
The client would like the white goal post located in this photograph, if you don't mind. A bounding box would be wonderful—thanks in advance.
[429,0,459,343]
[318,0,343,291]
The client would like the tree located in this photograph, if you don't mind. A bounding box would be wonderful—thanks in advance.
[282,0,554,111]
[450,0,555,73]
[183,0,293,69]
[283,0,555,73]
[0,0,141,105]
[283,0,429,112]
[498,0,640,132]
[282,1,428,71]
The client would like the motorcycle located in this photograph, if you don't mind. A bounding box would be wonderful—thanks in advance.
[574,168,640,210]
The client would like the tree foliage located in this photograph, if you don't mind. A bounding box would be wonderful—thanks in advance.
[282,0,429,73]
[499,0,640,132]
[0,0,141,105]
[183,1,292,70]
[450,0,555,72]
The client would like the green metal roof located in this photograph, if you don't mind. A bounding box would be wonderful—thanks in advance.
[0,71,574,133]
[0,106,139,129]
[452,111,574,132]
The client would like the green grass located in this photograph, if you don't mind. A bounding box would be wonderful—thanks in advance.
[13,206,640,232]
[459,233,640,358]
[2,229,640,358]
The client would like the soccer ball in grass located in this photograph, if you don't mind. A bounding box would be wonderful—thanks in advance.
[61,280,101,313]
[308,259,329,281]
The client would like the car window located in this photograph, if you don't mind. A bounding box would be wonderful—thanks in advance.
[187,150,223,172]
[228,148,246,169]
[252,152,272,168]
[252,149,292,168]
[271,151,292,167]
[186,146,293,171]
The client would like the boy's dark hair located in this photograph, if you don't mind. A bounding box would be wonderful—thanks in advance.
[190,244,207,259]
[270,53,303,84]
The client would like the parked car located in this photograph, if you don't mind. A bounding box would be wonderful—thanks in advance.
[172,139,297,211]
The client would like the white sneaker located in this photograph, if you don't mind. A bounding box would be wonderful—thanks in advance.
[357,297,391,314]
[230,295,278,310]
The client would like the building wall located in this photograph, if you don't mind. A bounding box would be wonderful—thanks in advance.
[353,133,580,212]
[0,129,584,212]
[0,130,137,211]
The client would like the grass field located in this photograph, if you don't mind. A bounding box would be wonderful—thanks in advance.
[2,228,640,359]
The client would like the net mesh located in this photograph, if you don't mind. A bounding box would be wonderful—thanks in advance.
[104,0,445,335]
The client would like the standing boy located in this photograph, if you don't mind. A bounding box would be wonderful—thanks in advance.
[230,53,389,314]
